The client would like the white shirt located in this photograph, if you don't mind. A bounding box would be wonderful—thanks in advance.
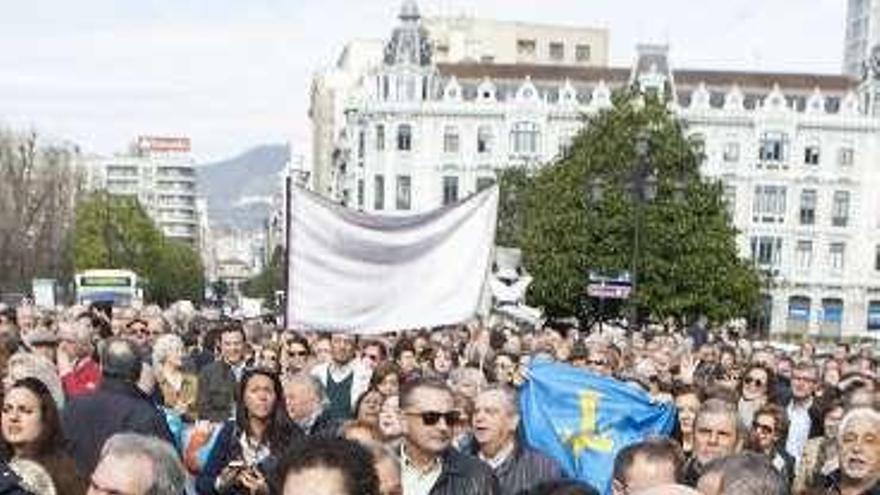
[478,441,516,470]
[785,399,812,464]
[401,445,443,495]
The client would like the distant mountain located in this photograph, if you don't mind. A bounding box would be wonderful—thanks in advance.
[199,144,288,230]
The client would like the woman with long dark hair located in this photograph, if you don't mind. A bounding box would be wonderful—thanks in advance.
[196,368,303,495]
[0,377,85,495]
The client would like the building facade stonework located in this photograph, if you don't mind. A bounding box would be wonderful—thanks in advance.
[325,1,880,338]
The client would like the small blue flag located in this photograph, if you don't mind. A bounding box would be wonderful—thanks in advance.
[520,358,676,494]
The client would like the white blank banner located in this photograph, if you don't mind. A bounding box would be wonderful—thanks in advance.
[286,186,498,334]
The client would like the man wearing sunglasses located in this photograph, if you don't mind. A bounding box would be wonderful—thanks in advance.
[400,379,499,495]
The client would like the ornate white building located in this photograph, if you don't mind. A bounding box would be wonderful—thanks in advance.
[329,1,880,339]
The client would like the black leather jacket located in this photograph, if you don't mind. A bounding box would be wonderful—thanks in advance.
[428,449,499,495]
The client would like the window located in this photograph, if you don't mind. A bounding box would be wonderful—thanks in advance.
[374,175,385,211]
[759,131,789,162]
[788,296,811,322]
[723,142,740,163]
[830,242,846,272]
[804,144,820,165]
[476,177,496,192]
[357,179,364,208]
[821,298,844,326]
[796,240,813,270]
[832,191,850,227]
[868,301,880,330]
[376,125,385,151]
[396,175,411,210]
[722,185,736,219]
[477,126,493,154]
[549,42,564,61]
[750,236,783,267]
[358,130,365,159]
[443,126,459,153]
[510,122,540,155]
[752,185,787,223]
[517,39,536,57]
[799,189,817,225]
[397,124,412,151]
[875,244,880,271]
[576,44,591,62]
[839,146,854,166]
[442,176,459,205]
[558,130,576,157]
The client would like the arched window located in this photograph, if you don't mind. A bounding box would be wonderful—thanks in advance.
[787,296,810,334]
[510,122,540,155]
[397,124,412,151]
[820,298,844,337]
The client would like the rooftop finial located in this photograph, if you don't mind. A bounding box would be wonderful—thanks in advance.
[400,0,420,21]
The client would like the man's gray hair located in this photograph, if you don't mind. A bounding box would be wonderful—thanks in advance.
[100,433,185,495]
[708,453,787,495]
[838,407,880,442]
[695,398,746,443]
[284,372,328,406]
[476,384,519,418]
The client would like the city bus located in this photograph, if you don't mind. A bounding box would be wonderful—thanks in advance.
[74,269,143,307]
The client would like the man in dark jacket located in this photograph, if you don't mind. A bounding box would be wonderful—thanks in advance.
[62,337,173,476]
[197,324,247,422]
[283,373,341,438]
[470,386,561,495]
[400,379,498,495]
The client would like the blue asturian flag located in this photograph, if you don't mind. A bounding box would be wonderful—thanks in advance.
[520,358,677,494]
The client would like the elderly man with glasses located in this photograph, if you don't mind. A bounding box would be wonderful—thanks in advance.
[399,379,498,495]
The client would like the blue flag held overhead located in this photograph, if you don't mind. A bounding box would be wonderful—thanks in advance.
[520,358,677,494]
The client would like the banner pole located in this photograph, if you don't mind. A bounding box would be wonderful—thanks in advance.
[283,175,292,330]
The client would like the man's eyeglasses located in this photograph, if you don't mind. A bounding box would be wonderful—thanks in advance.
[288,350,308,357]
[404,410,461,426]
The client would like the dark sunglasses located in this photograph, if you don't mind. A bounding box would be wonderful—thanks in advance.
[405,410,461,426]
[588,360,607,367]
[744,376,765,387]
[288,350,308,357]
[753,423,775,435]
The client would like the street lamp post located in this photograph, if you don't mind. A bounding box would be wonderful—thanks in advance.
[585,130,658,334]
[627,131,657,334]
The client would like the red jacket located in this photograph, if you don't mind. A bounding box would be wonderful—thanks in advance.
[62,358,101,396]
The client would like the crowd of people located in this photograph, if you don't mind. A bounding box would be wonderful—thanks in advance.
[0,300,876,495]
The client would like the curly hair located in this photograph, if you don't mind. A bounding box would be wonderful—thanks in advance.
[276,437,379,495]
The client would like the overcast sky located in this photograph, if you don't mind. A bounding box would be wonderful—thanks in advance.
[0,0,846,163]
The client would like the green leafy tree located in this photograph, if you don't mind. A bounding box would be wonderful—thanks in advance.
[242,246,284,309]
[521,93,762,327]
[495,166,530,248]
[72,192,204,305]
